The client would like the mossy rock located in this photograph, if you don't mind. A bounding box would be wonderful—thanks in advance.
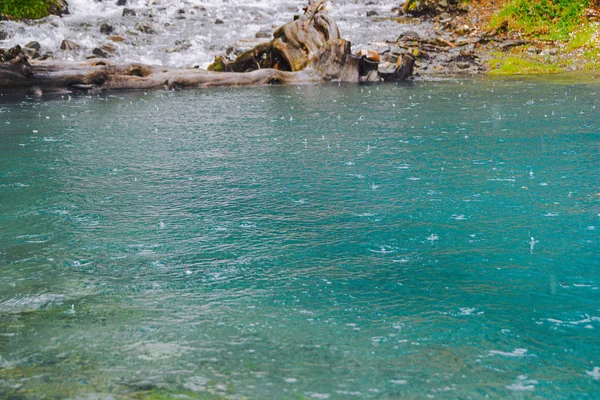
[0,0,68,20]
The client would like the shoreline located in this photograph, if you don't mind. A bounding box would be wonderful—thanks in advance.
[2,0,600,94]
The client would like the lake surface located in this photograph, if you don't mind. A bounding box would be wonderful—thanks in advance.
[0,79,599,399]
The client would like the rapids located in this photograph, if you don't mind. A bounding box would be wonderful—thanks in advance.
[0,0,425,68]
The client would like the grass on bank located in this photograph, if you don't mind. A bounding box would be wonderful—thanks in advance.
[488,53,563,75]
[483,0,600,74]
[489,0,598,40]
[0,0,59,20]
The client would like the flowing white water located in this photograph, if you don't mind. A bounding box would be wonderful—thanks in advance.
[0,0,423,68]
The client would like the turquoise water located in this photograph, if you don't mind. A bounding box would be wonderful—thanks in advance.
[0,80,599,399]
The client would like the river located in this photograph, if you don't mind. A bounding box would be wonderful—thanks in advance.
[1,79,599,398]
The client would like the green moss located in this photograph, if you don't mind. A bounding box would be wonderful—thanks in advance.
[207,56,227,72]
[490,0,592,40]
[488,53,563,75]
[0,0,59,20]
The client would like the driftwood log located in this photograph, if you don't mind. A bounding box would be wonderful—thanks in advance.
[0,1,414,94]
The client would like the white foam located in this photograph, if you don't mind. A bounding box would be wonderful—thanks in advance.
[488,348,530,357]
[2,0,407,68]
[586,367,600,379]
[426,234,439,242]
[0,293,67,313]
[458,307,477,316]
[506,382,536,391]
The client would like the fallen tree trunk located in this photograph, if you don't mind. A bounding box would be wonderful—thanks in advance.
[0,1,414,94]
[0,56,325,94]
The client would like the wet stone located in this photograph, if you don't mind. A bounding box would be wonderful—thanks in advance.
[92,47,109,58]
[60,39,80,51]
[215,19,224,24]
[137,23,156,34]
[25,41,41,51]
[100,24,114,35]
[255,30,272,39]
[116,0,126,6]
[366,10,378,17]
[109,35,126,42]
[122,8,136,16]
[0,31,8,40]
[398,30,419,40]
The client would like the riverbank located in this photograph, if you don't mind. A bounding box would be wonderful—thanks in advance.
[388,0,600,77]
[1,0,599,85]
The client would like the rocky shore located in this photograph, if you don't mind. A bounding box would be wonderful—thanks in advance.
[0,1,415,94]
[2,0,599,93]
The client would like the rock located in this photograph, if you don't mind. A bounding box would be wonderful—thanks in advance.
[549,48,558,55]
[122,8,136,16]
[25,41,41,51]
[215,19,224,24]
[402,0,438,16]
[356,49,380,62]
[255,30,272,39]
[100,24,114,35]
[366,10,378,17]
[23,42,41,59]
[99,43,117,55]
[137,23,156,34]
[0,31,7,40]
[39,52,53,60]
[109,35,126,42]
[455,25,472,35]
[60,39,80,51]
[398,31,419,40]
[497,39,526,51]
[116,0,126,6]
[49,0,69,16]
[455,61,471,69]
[377,54,415,81]
[92,47,109,58]
[0,45,33,77]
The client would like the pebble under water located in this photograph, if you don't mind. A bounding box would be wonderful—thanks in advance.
[0,79,599,398]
